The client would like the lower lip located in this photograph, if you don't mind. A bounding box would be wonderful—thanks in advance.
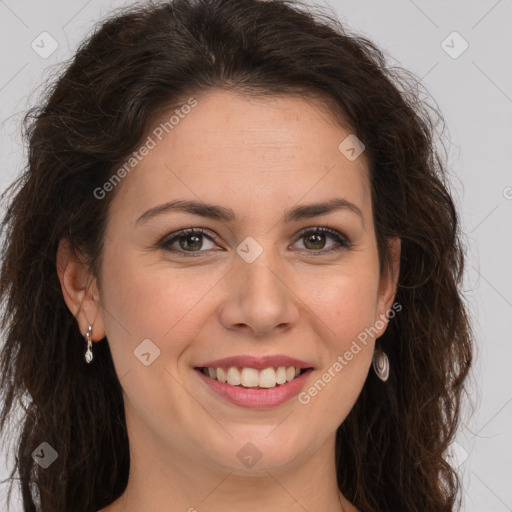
[194,368,313,408]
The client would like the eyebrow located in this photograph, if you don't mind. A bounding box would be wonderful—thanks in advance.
[135,197,364,226]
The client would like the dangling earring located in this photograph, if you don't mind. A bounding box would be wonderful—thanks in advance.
[84,324,94,364]
[372,345,389,382]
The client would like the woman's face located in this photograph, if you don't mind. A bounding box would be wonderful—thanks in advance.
[77,90,399,475]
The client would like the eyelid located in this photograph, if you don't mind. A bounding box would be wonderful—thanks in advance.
[158,227,221,249]
[158,225,354,256]
[292,226,354,252]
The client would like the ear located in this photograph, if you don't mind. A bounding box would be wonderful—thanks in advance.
[375,236,401,335]
[56,238,105,342]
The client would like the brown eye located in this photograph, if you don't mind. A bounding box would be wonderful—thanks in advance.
[176,233,203,251]
[293,227,353,254]
[160,228,219,256]
[303,232,328,250]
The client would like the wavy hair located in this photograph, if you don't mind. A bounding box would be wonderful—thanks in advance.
[0,0,473,510]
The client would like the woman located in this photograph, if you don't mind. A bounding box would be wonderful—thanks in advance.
[0,0,473,511]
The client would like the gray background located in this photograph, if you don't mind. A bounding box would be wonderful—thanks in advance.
[1,1,511,511]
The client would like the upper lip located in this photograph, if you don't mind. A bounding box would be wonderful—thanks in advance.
[195,355,314,370]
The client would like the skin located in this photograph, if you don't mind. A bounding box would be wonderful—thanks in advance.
[57,90,400,512]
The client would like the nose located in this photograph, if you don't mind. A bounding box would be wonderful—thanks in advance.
[218,249,300,338]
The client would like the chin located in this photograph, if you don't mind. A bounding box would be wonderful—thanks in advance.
[203,427,310,472]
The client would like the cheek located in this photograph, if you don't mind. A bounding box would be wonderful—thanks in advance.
[298,263,379,383]
[294,271,379,428]
[298,262,381,343]
[99,251,219,367]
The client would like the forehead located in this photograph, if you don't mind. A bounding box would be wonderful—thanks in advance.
[110,90,371,224]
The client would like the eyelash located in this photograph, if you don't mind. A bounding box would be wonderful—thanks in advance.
[158,226,353,258]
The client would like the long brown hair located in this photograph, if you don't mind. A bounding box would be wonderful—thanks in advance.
[0,0,473,510]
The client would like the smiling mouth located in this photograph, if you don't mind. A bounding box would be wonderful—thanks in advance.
[195,366,313,389]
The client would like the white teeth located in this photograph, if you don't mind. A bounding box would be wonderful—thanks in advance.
[276,366,287,385]
[241,368,259,387]
[216,367,227,383]
[226,367,241,386]
[258,368,277,388]
[201,365,306,388]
